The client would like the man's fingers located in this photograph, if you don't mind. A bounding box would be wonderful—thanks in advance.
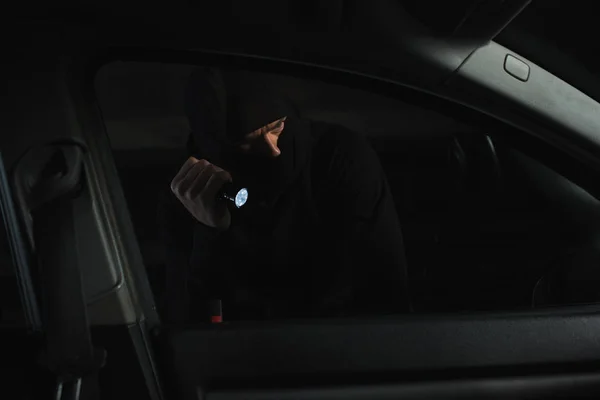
[174,157,200,179]
[171,157,233,208]
[174,161,207,195]
[188,164,216,198]
[201,170,232,205]
[171,157,199,192]
[171,157,208,193]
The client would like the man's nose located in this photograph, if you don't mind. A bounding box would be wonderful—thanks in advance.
[263,133,281,157]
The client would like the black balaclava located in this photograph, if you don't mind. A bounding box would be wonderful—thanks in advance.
[184,67,228,163]
[185,68,310,208]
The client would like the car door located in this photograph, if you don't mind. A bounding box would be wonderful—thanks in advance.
[9,1,600,399]
[89,51,600,400]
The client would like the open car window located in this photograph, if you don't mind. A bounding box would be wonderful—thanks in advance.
[94,60,600,324]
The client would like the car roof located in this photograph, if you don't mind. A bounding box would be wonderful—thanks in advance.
[13,1,528,91]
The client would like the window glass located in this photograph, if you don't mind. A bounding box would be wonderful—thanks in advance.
[95,61,600,323]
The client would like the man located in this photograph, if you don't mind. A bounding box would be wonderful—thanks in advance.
[160,68,409,322]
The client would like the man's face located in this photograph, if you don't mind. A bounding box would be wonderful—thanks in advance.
[234,117,287,158]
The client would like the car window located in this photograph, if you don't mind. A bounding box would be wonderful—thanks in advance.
[95,61,600,323]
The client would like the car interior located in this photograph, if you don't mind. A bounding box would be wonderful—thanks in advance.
[6,0,600,399]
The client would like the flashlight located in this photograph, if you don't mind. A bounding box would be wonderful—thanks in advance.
[219,182,248,208]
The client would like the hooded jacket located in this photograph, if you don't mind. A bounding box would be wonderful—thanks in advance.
[160,68,409,322]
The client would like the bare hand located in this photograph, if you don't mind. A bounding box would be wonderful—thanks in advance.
[170,157,232,231]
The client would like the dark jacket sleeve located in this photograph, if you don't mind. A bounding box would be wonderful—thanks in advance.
[158,183,226,322]
[312,125,410,313]
[157,187,194,323]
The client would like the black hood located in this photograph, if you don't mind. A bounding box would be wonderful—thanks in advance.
[185,68,311,207]
[225,80,293,140]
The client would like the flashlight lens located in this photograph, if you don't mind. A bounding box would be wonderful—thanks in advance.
[235,188,248,208]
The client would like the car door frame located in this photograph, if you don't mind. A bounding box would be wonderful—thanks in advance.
[67,43,600,399]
